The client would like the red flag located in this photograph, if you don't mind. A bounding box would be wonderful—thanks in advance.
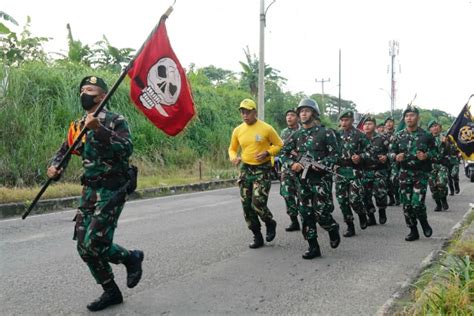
[128,21,195,136]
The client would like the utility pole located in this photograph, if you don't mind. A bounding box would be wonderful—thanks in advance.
[338,49,341,116]
[257,0,276,121]
[388,40,399,117]
[315,77,330,111]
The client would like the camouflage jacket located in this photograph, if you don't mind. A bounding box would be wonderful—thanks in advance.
[51,109,133,179]
[432,135,450,168]
[389,127,436,172]
[280,124,339,179]
[335,127,372,169]
[363,132,390,170]
[446,141,460,166]
[279,126,299,172]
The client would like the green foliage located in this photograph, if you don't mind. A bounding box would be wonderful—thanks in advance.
[90,35,135,72]
[0,11,18,34]
[0,16,50,66]
[64,23,91,65]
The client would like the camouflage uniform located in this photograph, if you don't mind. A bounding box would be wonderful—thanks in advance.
[51,109,133,285]
[389,127,436,228]
[447,141,461,194]
[362,132,389,217]
[384,129,400,205]
[428,135,449,202]
[335,127,371,225]
[279,126,299,218]
[281,125,340,242]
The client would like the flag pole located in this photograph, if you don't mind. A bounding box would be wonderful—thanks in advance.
[22,5,175,219]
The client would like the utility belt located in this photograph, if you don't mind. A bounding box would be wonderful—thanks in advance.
[241,162,272,170]
[365,165,385,171]
[81,172,127,190]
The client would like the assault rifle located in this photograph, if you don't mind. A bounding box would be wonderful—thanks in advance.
[298,153,346,180]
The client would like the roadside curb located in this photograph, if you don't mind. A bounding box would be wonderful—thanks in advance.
[376,204,474,315]
[0,179,236,219]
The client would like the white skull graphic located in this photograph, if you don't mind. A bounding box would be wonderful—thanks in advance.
[139,57,182,117]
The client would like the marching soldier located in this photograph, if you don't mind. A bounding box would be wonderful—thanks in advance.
[279,108,301,231]
[428,120,449,211]
[376,123,385,134]
[384,116,400,206]
[335,110,370,237]
[361,116,389,225]
[228,99,283,249]
[389,105,435,241]
[47,76,143,311]
[281,98,341,259]
[447,141,461,195]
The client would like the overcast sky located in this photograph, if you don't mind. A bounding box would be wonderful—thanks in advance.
[3,0,473,116]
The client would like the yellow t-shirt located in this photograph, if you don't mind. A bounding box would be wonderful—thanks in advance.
[228,120,283,165]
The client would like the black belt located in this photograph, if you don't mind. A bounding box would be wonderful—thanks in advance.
[81,173,126,190]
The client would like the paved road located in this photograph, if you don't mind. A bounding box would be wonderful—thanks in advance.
[1,177,473,315]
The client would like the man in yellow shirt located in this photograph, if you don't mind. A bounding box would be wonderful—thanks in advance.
[228,99,284,248]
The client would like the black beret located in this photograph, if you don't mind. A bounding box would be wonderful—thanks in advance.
[79,76,108,93]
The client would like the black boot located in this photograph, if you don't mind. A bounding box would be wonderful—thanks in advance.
[405,225,420,241]
[395,194,401,206]
[358,213,368,230]
[87,280,123,312]
[379,208,387,225]
[454,181,460,194]
[441,197,449,211]
[265,219,277,242]
[285,216,300,232]
[388,193,395,206]
[343,221,355,237]
[448,182,455,196]
[249,227,264,248]
[124,250,144,288]
[434,199,442,212]
[328,227,341,249]
[367,212,377,226]
[419,219,433,237]
[302,238,321,259]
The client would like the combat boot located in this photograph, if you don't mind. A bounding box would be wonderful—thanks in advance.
[328,227,341,249]
[285,216,300,232]
[358,213,368,230]
[379,208,387,225]
[419,219,433,237]
[388,193,395,206]
[343,221,355,237]
[124,250,144,288]
[249,227,264,249]
[367,212,377,226]
[441,197,449,211]
[302,238,321,259]
[405,225,420,241]
[264,219,277,242]
[454,181,460,194]
[448,182,455,195]
[395,195,401,206]
[87,280,123,312]
[434,199,442,212]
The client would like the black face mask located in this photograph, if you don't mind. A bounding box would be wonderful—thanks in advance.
[80,93,98,111]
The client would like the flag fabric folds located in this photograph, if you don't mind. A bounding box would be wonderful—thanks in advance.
[128,20,195,136]
[447,101,474,160]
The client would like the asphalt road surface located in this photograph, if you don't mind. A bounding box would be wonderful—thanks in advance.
[1,177,473,315]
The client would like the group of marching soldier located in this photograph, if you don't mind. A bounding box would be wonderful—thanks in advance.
[228,97,461,260]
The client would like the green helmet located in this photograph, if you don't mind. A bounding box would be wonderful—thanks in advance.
[296,98,320,116]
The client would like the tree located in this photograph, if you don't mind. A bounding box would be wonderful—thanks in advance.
[64,23,91,65]
[200,65,235,85]
[89,35,135,72]
[0,11,18,34]
[239,46,286,98]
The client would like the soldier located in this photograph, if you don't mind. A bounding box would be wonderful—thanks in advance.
[335,110,369,237]
[389,105,435,241]
[47,76,143,311]
[376,123,385,134]
[228,99,283,249]
[281,98,341,259]
[384,116,400,206]
[428,120,449,211]
[361,116,389,225]
[279,108,301,231]
[447,141,461,195]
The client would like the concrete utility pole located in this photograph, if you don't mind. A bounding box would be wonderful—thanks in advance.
[388,40,399,117]
[257,0,276,120]
[338,49,342,116]
[315,77,330,111]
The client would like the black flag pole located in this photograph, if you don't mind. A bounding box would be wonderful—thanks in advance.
[22,4,175,220]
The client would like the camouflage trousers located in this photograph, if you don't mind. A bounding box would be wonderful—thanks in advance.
[399,169,429,227]
[336,168,365,222]
[388,165,400,200]
[429,164,448,200]
[238,163,273,230]
[279,170,299,217]
[447,164,460,182]
[362,169,388,213]
[74,186,130,284]
[297,174,339,241]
